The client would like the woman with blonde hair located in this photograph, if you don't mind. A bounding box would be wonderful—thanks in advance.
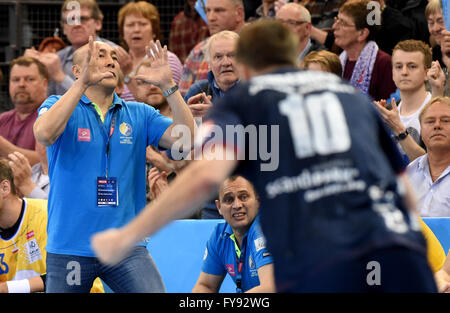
[302,50,342,76]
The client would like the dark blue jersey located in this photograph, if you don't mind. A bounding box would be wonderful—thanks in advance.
[203,68,427,287]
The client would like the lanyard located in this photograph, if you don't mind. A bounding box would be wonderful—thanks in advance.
[92,104,117,178]
[105,111,117,178]
[235,235,247,293]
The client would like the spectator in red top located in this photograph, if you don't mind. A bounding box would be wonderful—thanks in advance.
[0,57,48,166]
[169,0,209,63]
[116,1,183,102]
[333,0,396,101]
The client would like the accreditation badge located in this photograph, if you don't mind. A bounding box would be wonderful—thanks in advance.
[97,177,119,207]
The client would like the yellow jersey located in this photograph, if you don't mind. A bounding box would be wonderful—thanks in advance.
[0,198,104,293]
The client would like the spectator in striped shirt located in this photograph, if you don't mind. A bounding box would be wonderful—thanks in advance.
[116,1,183,102]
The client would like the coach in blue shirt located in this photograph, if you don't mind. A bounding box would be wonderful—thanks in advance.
[192,176,275,293]
[34,37,195,293]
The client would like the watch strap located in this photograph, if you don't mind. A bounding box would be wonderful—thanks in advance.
[163,84,179,97]
[394,129,409,141]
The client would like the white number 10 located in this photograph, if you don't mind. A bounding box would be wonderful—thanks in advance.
[279,92,351,158]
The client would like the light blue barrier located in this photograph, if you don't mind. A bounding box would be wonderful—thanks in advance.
[103,218,450,293]
[146,219,235,293]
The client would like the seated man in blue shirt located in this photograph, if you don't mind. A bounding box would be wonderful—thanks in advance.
[192,175,275,293]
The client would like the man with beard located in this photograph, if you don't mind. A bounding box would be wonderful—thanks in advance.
[134,59,171,118]
[0,57,48,166]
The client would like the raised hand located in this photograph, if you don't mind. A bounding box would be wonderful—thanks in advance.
[24,47,66,83]
[8,151,35,198]
[187,92,212,118]
[114,45,134,77]
[427,61,446,97]
[79,36,115,88]
[373,97,406,135]
[148,167,169,200]
[134,40,174,91]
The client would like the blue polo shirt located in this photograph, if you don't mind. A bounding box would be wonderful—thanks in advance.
[202,217,273,292]
[38,93,172,256]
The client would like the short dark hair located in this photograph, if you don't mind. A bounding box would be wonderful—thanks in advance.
[10,56,49,80]
[219,175,259,201]
[339,0,380,42]
[0,159,16,196]
[236,19,298,70]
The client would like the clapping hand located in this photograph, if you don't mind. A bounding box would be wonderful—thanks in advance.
[427,60,446,97]
[134,40,174,91]
[187,93,212,118]
[373,97,406,135]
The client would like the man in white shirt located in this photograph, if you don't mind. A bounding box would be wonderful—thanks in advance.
[374,39,433,162]
[407,96,450,217]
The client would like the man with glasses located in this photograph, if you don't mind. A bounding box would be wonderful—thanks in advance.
[275,2,322,63]
[25,0,116,96]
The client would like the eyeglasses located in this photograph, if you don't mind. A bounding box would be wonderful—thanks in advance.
[61,16,94,25]
[333,16,356,28]
[279,19,308,27]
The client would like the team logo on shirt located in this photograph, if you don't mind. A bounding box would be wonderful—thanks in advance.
[249,256,255,269]
[226,264,235,276]
[78,128,91,142]
[25,238,42,264]
[254,237,266,252]
[38,107,48,116]
[119,122,133,144]
[119,123,132,136]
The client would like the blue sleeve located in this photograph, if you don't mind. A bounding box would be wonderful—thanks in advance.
[201,228,227,276]
[38,95,61,116]
[249,220,274,270]
[183,80,208,102]
[144,104,173,148]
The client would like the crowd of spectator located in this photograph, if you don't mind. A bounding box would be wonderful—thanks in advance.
[0,0,449,294]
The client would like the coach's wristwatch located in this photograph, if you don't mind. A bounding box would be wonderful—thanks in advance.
[394,129,409,141]
[163,84,179,97]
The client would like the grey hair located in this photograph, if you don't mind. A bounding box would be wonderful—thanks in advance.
[203,30,240,63]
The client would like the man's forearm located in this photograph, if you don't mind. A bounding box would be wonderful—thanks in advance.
[166,90,195,127]
[164,86,196,146]
[398,137,426,162]
[34,79,87,146]
[0,138,39,166]
[192,283,216,293]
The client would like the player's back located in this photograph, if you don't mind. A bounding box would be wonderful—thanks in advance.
[207,68,427,285]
